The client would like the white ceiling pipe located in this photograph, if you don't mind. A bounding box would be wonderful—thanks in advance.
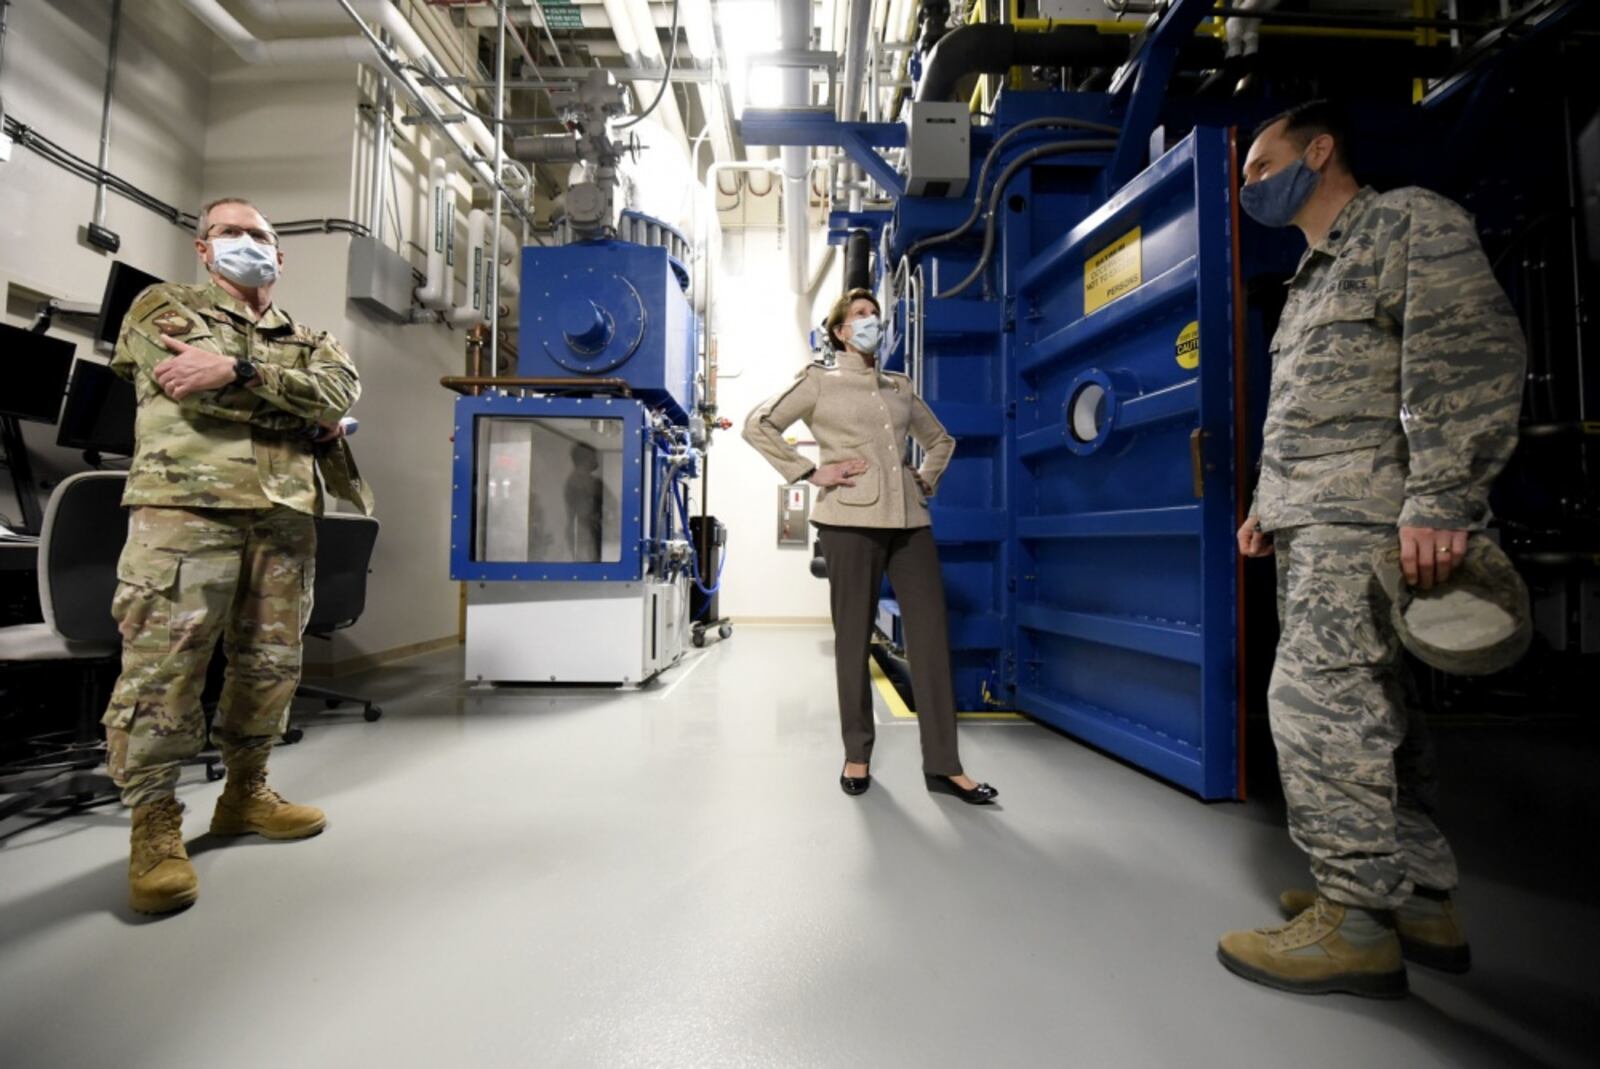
[838,0,871,121]
[417,158,458,310]
[600,0,643,58]
[182,0,374,62]
[679,0,736,164]
[619,0,689,146]
[778,0,812,294]
[450,208,490,326]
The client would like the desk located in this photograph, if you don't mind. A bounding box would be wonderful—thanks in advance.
[0,542,41,626]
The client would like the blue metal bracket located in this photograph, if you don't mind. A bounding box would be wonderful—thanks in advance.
[739,111,908,197]
[1105,0,1217,191]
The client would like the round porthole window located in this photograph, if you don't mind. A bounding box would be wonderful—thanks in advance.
[1069,382,1108,444]
[1060,369,1121,456]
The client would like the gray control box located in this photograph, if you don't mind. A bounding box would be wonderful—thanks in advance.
[347,235,417,323]
[904,101,971,199]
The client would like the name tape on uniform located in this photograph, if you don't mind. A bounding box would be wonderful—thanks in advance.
[1084,226,1142,315]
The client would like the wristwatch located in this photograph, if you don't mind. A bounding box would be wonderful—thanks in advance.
[232,359,258,386]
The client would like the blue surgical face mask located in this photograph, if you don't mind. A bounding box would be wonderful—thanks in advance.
[848,314,882,355]
[1240,154,1322,228]
[209,235,280,287]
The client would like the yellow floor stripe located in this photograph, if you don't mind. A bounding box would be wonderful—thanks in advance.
[869,658,1025,722]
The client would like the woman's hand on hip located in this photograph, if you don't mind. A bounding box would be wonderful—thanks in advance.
[810,459,869,488]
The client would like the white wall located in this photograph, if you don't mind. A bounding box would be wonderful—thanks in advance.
[0,0,212,522]
[693,226,839,623]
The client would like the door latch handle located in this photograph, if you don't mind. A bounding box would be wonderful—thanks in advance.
[1189,428,1206,499]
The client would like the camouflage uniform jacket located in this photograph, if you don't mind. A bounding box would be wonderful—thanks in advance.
[112,281,371,516]
[1253,186,1526,533]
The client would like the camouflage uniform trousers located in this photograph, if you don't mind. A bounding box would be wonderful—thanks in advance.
[1270,524,1459,910]
[102,505,315,807]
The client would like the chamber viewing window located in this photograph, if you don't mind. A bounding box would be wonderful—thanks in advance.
[1069,382,1109,444]
[473,416,626,564]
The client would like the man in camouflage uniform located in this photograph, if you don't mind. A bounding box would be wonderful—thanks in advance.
[1219,102,1525,996]
[104,197,372,915]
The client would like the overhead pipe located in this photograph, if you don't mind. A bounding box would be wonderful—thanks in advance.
[620,0,690,146]
[183,0,374,63]
[778,0,811,294]
[838,0,873,122]
[915,24,1128,103]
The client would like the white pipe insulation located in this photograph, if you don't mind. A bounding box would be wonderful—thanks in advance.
[417,158,456,311]
[778,0,811,294]
[450,208,490,327]
[182,0,373,62]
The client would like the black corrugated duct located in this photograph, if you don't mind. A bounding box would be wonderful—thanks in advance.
[916,25,1128,103]
[844,229,873,291]
[914,24,1455,103]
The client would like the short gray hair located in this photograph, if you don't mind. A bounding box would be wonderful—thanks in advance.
[195,197,268,238]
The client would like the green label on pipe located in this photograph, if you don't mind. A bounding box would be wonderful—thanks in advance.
[537,0,583,30]
[433,187,445,254]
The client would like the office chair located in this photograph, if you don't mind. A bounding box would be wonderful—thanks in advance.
[293,512,383,725]
[0,473,221,829]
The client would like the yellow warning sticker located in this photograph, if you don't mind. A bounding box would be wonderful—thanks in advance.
[1176,320,1200,369]
[1084,226,1142,315]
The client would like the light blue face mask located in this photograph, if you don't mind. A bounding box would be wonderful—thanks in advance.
[848,314,882,355]
[209,235,279,287]
[1240,154,1323,229]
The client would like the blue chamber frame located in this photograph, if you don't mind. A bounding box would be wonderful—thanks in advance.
[449,393,651,583]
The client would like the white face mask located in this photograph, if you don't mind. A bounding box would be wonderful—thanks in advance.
[209,235,279,287]
[848,314,882,355]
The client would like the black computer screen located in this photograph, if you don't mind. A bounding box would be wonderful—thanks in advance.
[96,261,164,347]
[0,322,76,423]
[56,359,137,456]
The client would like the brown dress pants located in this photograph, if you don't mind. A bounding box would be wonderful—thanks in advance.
[816,524,962,776]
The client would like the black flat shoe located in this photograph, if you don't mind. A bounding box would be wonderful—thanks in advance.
[925,774,997,805]
[840,766,871,796]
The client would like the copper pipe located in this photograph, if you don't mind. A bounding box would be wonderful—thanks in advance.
[439,375,634,397]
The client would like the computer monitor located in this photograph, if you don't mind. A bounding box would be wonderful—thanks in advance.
[0,322,75,423]
[95,261,164,347]
[55,359,137,457]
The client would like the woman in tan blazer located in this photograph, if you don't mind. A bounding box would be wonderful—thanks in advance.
[743,288,998,805]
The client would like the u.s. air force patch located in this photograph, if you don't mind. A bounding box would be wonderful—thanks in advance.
[150,310,192,335]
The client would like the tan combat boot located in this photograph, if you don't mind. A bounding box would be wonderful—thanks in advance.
[129,796,199,915]
[1280,886,1471,973]
[1218,896,1408,998]
[210,767,327,840]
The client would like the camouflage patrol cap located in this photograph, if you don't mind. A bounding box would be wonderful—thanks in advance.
[1374,537,1531,676]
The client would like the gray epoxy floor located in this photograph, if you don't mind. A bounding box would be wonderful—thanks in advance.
[1,625,1595,1068]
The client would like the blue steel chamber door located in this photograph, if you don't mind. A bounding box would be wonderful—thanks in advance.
[1010,128,1244,800]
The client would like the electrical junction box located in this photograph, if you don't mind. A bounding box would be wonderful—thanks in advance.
[904,101,971,199]
[347,234,417,323]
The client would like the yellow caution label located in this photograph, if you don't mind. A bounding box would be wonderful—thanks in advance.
[1176,320,1200,369]
[1084,226,1142,315]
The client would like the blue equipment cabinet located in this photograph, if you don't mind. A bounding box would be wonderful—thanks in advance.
[517,240,696,422]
